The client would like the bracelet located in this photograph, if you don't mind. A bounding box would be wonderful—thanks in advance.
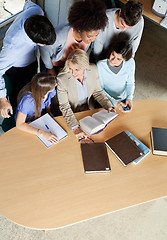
[37,129,40,136]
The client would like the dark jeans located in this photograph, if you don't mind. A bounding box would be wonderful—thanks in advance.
[4,60,38,107]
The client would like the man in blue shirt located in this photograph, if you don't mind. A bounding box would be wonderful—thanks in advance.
[0,1,56,118]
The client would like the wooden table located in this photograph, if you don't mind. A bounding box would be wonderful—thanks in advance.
[117,0,163,24]
[0,99,167,229]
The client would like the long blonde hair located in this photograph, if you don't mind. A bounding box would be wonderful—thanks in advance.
[63,49,89,73]
[17,73,56,119]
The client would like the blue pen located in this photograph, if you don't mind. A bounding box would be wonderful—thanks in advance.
[45,124,50,130]
[45,124,58,142]
[45,124,52,134]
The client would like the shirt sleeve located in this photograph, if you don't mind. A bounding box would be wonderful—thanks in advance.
[0,1,43,98]
[57,76,79,130]
[39,45,55,70]
[131,17,144,57]
[90,65,114,109]
[126,59,135,100]
[17,95,35,116]
[0,47,19,98]
[45,89,56,107]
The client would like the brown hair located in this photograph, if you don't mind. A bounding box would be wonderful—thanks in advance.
[120,0,143,26]
[106,33,132,61]
[17,73,56,119]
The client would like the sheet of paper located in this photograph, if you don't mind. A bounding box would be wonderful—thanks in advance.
[29,113,67,148]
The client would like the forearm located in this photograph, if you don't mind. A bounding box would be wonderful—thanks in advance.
[47,67,56,76]
[16,120,59,143]
[93,89,114,109]
[16,121,39,135]
[59,103,79,130]
[0,76,7,98]
[126,83,135,100]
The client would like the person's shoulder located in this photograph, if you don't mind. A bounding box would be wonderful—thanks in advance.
[57,70,71,82]
[48,89,56,98]
[87,64,99,78]
[106,8,119,17]
[18,93,34,106]
[55,24,70,40]
[55,24,70,33]
[96,59,107,67]
[88,63,98,71]
[23,1,43,15]
[44,24,70,48]
[124,58,135,69]
[131,15,144,30]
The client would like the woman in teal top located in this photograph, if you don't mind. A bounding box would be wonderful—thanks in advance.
[96,34,135,112]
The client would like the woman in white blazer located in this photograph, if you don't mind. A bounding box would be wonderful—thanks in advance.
[57,49,115,139]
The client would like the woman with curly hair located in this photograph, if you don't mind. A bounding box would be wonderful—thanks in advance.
[39,0,108,76]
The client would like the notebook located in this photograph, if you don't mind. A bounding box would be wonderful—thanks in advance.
[105,131,144,166]
[29,113,67,148]
[151,127,167,156]
[80,142,111,173]
[125,131,151,165]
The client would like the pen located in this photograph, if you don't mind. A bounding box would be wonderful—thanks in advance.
[45,124,50,130]
[45,124,58,142]
[79,137,94,143]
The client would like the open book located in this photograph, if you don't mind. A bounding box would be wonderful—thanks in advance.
[29,113,67,148]
[79,109,119,135]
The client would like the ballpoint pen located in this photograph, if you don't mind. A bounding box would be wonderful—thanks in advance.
[45,124,59,142]
[45,124,50,130]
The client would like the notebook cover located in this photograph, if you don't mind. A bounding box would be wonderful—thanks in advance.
[125,131,151,165]
[151,127,167,155]
[80,143,111,173]
[105,131,143,166]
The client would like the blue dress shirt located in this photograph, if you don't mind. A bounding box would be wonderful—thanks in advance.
[15,89,56,122]
[0,1,43,98]
[75,71,88,106]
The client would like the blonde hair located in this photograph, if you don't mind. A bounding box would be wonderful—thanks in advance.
[64,49,89,72]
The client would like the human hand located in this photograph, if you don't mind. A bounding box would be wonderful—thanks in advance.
[125,99,133,111]
[116,101,125,112]
[108,107,116,113]
[73,127,87,139]
[0,98,13,118]
[38,130,59,144]
[116,99,132,112]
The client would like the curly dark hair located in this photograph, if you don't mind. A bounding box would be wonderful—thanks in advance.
[68,0,108,32]
[120,0,143,26]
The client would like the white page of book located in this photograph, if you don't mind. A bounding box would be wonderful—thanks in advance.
[92,109,118,125]
[29,113,67,148]
[79,116,104,135]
